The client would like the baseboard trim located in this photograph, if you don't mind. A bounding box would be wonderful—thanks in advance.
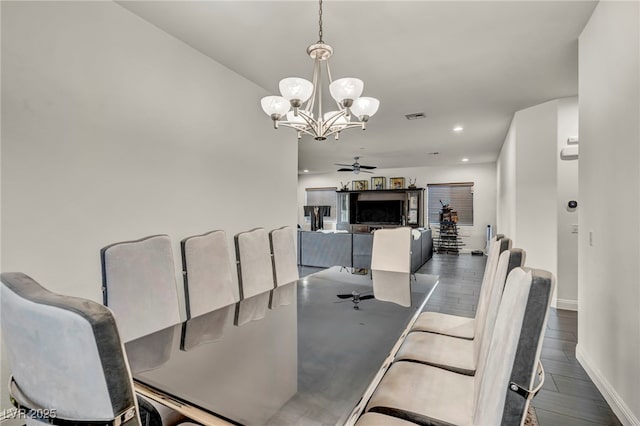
[576,344,640,426]
[556,298,578,311]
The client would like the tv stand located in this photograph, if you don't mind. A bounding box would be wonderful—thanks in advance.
[336,188,425,232]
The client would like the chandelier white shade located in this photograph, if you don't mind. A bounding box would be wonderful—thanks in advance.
[279,78,314,104]
[329,78,364,104]
[351,97,380,120]
[260,0,379,141]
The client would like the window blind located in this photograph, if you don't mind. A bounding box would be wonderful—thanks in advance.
[427,183,474,225]
[305,187,337,221]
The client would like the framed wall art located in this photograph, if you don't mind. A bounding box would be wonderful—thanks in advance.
[390,177,405,189]
[352,180,368,191]
[371,176,386,190]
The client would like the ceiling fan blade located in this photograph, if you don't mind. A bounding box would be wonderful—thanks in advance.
[337,168,355,172]
[336,294,354,299]
[359,165,377,169]
[335,163,354,167]
[360,295,376,300]
[360,170,374,174]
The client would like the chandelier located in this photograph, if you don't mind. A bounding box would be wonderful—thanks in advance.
[260,0,380,141]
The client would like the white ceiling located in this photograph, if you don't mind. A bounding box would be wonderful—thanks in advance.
[119,1,596,174]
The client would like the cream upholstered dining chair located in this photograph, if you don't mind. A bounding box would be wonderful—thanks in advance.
[370,227,413,307]
[395,248,526,375]
[410,236,512,339]
[358,267,554,426]
[1,272,143,425]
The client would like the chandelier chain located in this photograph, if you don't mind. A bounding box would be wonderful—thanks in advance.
[318,0,323,43]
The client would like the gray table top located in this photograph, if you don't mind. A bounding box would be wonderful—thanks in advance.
[132,267,438,426]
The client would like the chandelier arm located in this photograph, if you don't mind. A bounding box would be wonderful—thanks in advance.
[306,59,320,114]
[325,60,344,111]
[282,110,321,139]
[279,122,315,136]
[317,59,323,121]
[322,109,348,130]
[297,111,318,130]
[322,122,364,138]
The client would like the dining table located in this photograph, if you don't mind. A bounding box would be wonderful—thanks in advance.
[131,266,439,426]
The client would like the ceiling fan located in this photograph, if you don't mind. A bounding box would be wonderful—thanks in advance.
[336,156,377,174]
[336,290,375,310]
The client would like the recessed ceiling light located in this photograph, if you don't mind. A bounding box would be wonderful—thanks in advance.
[461,158,469,162]
[303,169,309,173]
[453,126,464,132]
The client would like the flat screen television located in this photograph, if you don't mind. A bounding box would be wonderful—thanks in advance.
[356,200,403,224]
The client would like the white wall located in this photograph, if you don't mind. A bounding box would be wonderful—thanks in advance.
[497,121,517,240]
[497,100,559,280]
[298,163,497,251]
[1,1,297,407]
[577,2,640,424]
[496,98,580,308]
[513,100,559,282]
[556,98,579,309]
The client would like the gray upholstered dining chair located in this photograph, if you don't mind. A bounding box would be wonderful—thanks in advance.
[269,225,299,307]
[180,229,238,349]
[1,272,142,425]
[102,234,188,425]
[234,227,275,325]
[101,234,182,343]
[181,229,237,319]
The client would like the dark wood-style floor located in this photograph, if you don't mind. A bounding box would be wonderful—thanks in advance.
[417,253,622,426]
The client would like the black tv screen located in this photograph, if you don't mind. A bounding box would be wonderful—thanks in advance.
[356,200,403,224]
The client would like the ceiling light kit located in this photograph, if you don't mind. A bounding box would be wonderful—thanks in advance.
[260,0,379,141]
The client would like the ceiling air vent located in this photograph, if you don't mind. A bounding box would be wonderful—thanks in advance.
[405,112,426,120]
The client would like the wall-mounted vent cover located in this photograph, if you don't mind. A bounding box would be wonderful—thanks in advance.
[405,112,426,120]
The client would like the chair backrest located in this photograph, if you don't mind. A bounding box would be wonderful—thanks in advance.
[474,248,527,372]
[499,237,513,253]
[181,229,237,319]
[474,237,511,327]
[473,268,554,425]
[269,226,298,308]
[234,228,274,325]
[269,226,299,287]
[101,235,181,343]
[1,272,139,424]
[234,228,275,299]
[501,268,554,424]
[371,227,412,307]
